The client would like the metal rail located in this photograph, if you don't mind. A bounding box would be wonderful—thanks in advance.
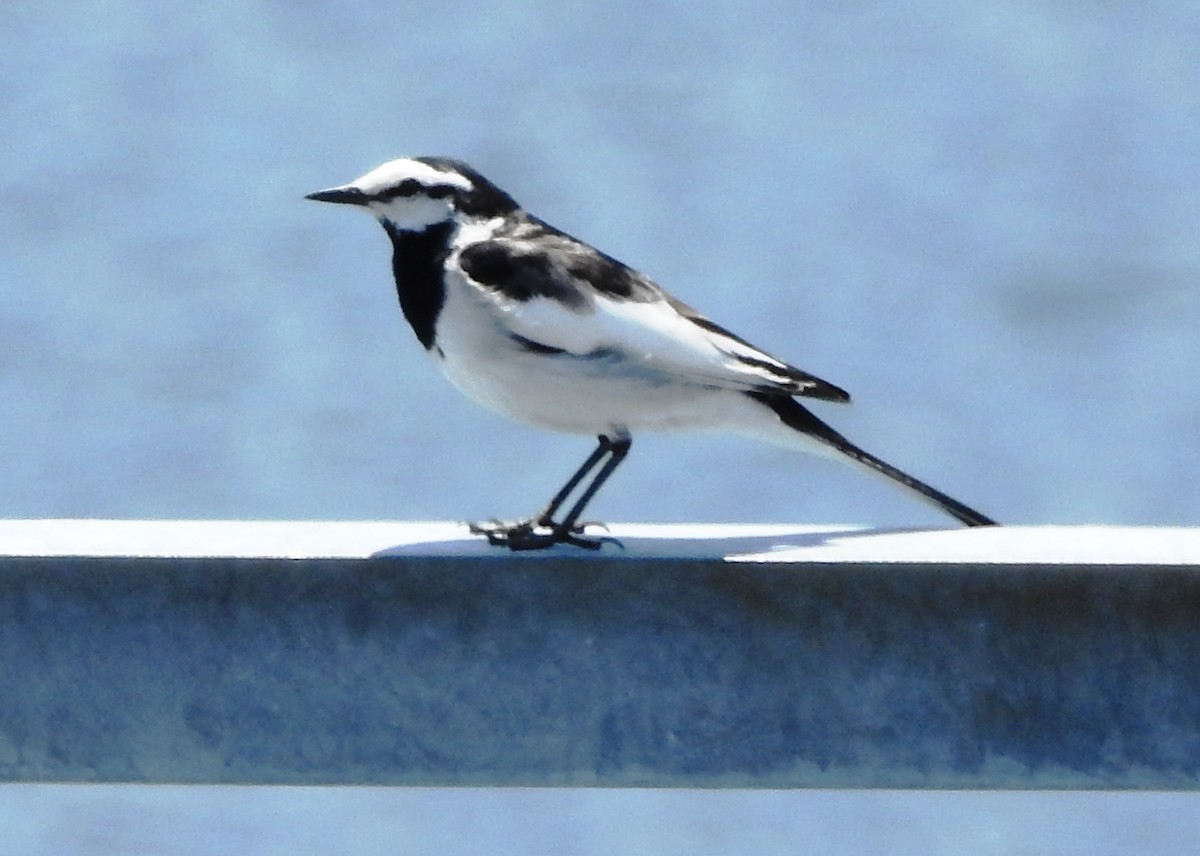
[1,521,1197,788]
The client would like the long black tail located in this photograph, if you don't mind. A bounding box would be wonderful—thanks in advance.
[751,392,997,527]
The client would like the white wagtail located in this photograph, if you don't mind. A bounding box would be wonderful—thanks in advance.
[307,157,996,549]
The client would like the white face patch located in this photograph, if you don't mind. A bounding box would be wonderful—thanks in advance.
[371,194,458,231]
[343,158,477,232]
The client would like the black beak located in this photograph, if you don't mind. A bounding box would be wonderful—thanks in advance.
[305,186,369,205]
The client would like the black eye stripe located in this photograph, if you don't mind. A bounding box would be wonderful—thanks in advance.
[376,181,460,202]
[371,179,420,201]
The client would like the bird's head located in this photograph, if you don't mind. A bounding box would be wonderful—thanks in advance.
[306,156,519,232]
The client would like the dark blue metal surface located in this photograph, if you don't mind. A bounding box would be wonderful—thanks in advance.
[1,554,1198,787]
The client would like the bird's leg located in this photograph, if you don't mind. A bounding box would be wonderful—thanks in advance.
[530,436,615,528]
[469,435,630,550]
[552,436,629,537]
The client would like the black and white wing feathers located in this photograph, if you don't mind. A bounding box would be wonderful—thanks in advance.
[457,219,850,403]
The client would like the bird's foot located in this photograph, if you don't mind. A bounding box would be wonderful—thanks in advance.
[468,518,622,552]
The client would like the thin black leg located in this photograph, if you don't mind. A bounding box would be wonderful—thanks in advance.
[469,434,632,551]
[533,436,615,526]
[553,436,630,536]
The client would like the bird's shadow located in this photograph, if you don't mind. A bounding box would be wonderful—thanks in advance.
[369,524,932,560]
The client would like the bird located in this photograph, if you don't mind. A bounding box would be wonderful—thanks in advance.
[306,156,996,550]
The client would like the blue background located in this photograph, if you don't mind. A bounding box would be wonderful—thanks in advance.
[3,1,1199,851]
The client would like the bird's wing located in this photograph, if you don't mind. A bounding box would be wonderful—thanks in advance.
[456,230,850,403]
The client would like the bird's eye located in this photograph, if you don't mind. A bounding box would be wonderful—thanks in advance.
[394,179,421,197]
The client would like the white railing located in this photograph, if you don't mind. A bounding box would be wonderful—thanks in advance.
[1,520,1198,788]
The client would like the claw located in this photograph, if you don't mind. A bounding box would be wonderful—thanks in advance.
[571,531,625,551]
[467,518,621,552]
[468,518,534,546]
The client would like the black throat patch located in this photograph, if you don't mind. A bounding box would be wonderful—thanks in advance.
[384,220,455,350]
